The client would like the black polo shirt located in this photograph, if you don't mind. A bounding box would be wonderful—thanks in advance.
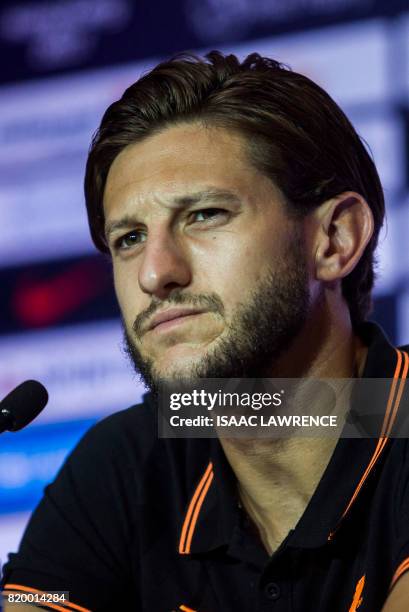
[2,322,409,612]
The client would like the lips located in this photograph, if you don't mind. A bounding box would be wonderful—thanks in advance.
[148,308,205,332]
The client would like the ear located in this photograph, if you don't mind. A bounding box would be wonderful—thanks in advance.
[313,191,374,283]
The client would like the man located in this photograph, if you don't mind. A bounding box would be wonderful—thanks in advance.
[1,51,409,611]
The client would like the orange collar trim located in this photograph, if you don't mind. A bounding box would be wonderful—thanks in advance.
[329,348,409,540]
[179,461,214,554]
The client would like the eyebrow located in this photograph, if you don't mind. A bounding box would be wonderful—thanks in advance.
[104,188,241,239]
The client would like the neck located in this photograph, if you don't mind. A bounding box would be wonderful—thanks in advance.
[222,437,338,554]
[219,308,368,554]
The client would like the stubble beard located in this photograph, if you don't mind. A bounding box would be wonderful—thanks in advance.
[122,233,310,399]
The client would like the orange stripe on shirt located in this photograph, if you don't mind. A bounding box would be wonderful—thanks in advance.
[179,461,213,554]
[379,349,403,438]
[179,605,197,612]
[351,350,408,498]
[391,557,409,589]
[184,470,214,554]
[3,584,92,612]
[329,349,406,540]
[349,574,365,612]
[387,350,409,436]
[339,350,405,519]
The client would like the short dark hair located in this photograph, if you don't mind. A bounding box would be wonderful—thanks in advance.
[84,51,385,328]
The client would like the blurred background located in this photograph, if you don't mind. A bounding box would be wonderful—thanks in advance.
[0,0,408,567]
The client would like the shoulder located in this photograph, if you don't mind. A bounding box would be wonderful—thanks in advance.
[85,395,154,437]
[70,393,156,463]
[61,393,201,491]
[40,394,162,509]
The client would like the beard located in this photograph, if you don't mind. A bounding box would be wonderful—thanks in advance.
[122,230,310,398]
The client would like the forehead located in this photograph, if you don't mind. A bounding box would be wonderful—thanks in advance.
[103,123,274,213]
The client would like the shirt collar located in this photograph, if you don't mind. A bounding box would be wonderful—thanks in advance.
[177,322,409,556]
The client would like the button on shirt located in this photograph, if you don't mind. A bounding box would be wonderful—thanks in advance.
[2,322,409,611]
[264,582,281,600]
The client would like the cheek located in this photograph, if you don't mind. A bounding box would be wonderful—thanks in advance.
[200,245,266,310]
[225,242,269,281]
[112,267,136,321]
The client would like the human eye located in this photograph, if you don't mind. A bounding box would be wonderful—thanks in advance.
[113,230,146,251]
[191,208,228,223]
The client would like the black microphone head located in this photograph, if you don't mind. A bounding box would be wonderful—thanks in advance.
[1,380,48,432]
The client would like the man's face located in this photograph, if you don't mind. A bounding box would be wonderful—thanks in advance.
[103,123,311,393]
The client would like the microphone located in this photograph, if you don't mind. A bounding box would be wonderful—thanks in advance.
[0,380,48,434]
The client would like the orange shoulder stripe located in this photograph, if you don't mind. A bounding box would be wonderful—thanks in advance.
[179,605,197,612]
[3,584,92,612]
[179,461,214,554]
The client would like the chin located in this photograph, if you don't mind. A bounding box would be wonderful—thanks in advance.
[154,357,205,382]
[152,340,212,366]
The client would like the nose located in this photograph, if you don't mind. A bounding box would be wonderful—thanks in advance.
[138,229,192,300]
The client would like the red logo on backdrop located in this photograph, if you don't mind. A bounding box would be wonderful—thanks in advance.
[12,259,110,327]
